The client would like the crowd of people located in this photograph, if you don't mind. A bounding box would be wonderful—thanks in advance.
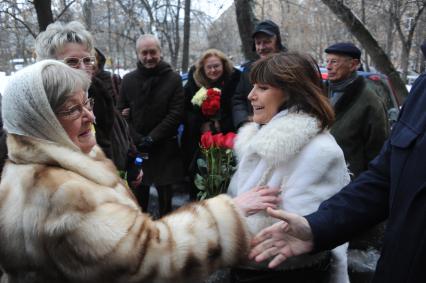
[0,18,425,283]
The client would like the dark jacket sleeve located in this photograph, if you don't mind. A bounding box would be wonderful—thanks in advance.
[306,139,391,251]
[220,69,241,133]
[149,75,184,142]
[305,74,426,252]
[118,75,131,111]
[232,63,253,129]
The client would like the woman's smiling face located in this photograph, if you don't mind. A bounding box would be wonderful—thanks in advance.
[203,55,224,82]
[56,89,96,153]
[248,83,287,125]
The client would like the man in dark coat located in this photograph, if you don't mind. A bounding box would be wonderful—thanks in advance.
[232,20,287,129]
[250,72,426,283]
[325,42,389,179]
[325,42,389,282]
[119,34,184,216]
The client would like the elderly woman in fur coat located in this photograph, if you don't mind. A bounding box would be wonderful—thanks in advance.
[227,52,351,283]
[0,60,280,283]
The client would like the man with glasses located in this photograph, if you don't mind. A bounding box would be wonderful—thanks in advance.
[325,42,389,179]
[325,42,389,282]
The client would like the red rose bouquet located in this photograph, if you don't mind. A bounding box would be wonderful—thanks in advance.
[195,131,237,199]
[191,87,221,118]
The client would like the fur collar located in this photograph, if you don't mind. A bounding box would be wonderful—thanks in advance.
[6,134,119,187]
[235,111,321,166]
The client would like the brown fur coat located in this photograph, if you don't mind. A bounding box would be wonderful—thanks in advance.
[0,134,249,283]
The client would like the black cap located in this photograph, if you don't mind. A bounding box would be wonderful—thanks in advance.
[251,20,287,52]
[252,20,280,38]
[325,42,361,59]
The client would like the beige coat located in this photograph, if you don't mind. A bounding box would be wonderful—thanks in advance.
[0,134,249,283]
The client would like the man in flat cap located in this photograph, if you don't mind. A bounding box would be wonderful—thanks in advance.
[232,20,287,129]
[325,42,389,282]
[325,42,389,179]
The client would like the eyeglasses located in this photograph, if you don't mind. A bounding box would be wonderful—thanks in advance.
[326,58,355,67]
[205,64,222,71]
[56,98,95,120]
[62,56,96,68]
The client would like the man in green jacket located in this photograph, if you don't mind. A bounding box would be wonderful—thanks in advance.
[325,42,389,180]
[325,42,389,283]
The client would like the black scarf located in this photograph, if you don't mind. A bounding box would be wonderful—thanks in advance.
[132,60,172,114]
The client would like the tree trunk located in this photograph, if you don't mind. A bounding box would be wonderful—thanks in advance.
[320,0,409,101]
[400,43,410,84]
[34,0,54,32]
[181,0,191,72]
[385,1,394,55]
[234,0,258,61]
[83,0,93,31]
[360,0,369,71]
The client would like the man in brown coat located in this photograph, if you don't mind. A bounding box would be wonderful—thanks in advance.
[119,34,184,217]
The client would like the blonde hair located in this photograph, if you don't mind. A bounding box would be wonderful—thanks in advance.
[34,21,94,60]
[193,49,234,88]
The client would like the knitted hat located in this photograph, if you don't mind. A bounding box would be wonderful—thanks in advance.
[2,60,84,150]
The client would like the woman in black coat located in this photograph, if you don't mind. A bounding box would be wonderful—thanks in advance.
[182,49,241,199]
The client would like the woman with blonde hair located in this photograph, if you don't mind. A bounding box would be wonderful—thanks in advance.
[182,48,241,200]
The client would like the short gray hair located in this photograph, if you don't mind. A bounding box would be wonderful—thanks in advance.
[136,34,161,52]
[35,21,94,60]
[2,60,91,150]
[42,61,91,112]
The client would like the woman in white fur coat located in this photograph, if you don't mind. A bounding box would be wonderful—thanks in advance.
[0,60,280,283]
[228,52,351,283]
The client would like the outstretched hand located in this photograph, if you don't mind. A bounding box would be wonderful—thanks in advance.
[249,208,314,268]
[233,186,281,216]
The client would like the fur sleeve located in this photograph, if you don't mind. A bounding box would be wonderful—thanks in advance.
[45,192,249,283]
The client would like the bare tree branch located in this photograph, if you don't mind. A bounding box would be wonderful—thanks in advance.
[0,10,37,37]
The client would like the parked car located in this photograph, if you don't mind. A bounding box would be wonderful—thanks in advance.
[320,68,400,127]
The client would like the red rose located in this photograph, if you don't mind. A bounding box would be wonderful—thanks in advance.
[201,98,220,116]
[222,132,236,149]
[200,131,214,149]
[212,133,224,147]
[200,88,221,117]
[209,99,220,111]
[207,88,221,97]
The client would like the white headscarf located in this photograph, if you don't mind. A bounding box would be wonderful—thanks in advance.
[2,60,85,150]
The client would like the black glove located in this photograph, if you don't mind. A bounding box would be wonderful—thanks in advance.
[137,136,154,153]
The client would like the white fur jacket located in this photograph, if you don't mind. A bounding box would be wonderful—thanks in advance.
[228,110,351,281]
[0,134,250,283]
